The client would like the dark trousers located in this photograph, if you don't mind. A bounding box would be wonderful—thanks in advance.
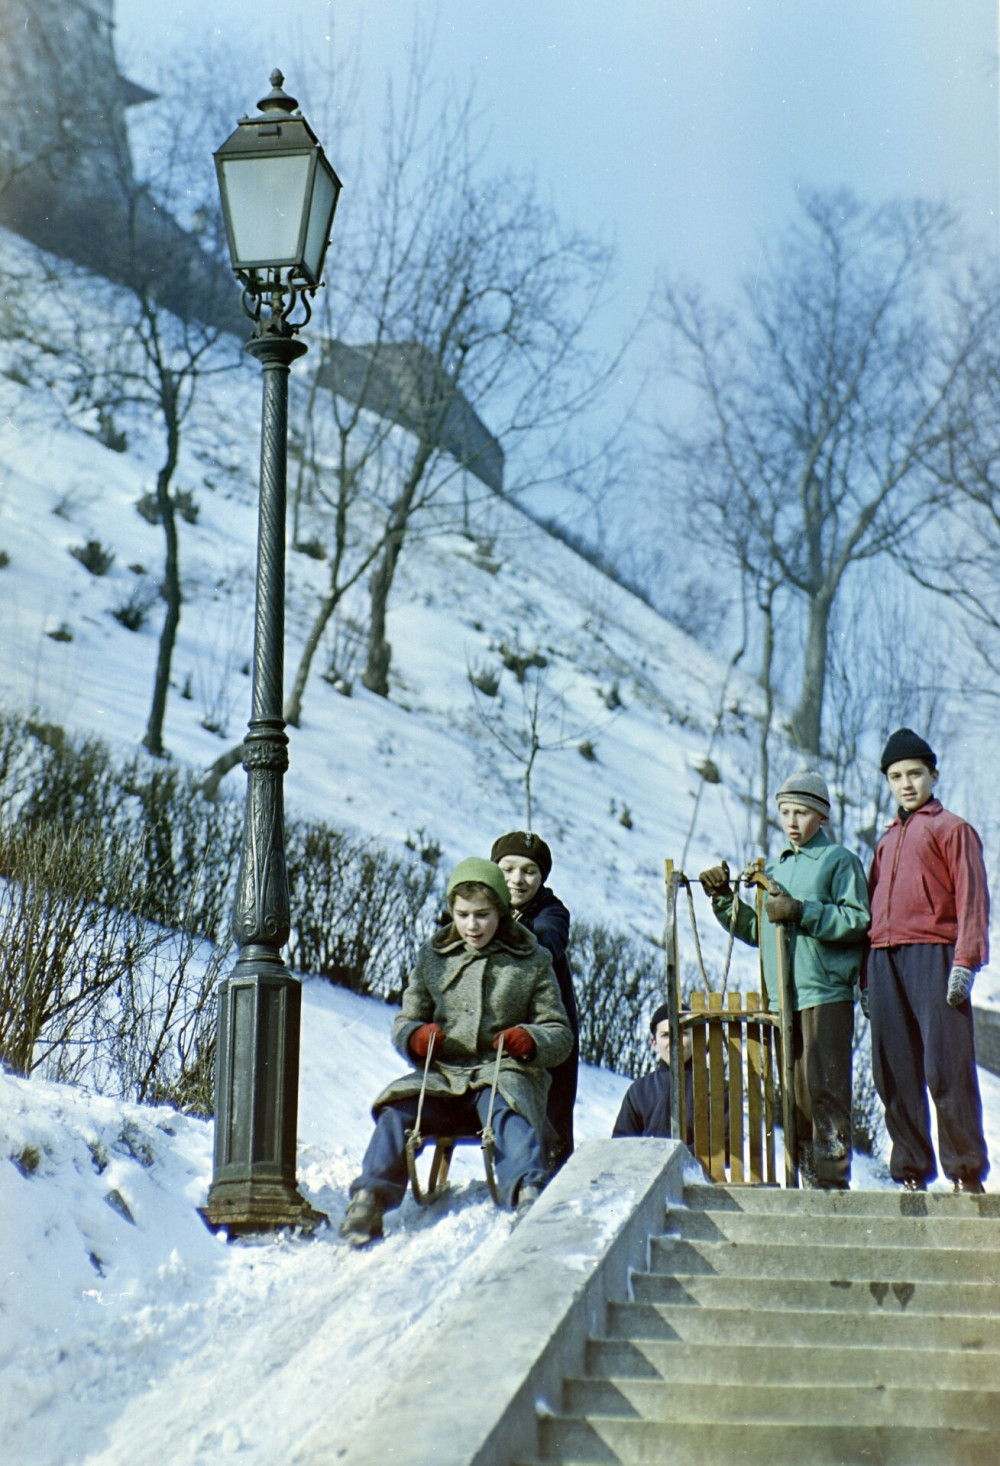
[792,1001,854,1188]
[544,1035,579,1174]
[868,944,988,1185]
[353,1090,546,1211]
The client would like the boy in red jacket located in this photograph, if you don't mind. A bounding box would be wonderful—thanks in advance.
[866,728,990,1193]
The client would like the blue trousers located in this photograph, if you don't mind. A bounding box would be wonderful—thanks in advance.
[868,944,988,1185]
[353,1089,547,1210]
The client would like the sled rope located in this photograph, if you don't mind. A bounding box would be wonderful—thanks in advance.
[412,1027,437,1143]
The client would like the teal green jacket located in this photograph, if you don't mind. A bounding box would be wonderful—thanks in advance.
[711,830,870,1011]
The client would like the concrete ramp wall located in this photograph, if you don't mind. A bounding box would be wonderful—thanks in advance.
[333,1138,687,1466]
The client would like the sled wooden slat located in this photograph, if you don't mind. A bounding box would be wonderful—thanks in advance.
[763,1022,776,1181]
[707,992,726,1181]
[690,992,710,1171]
[745,996,765,1184]
[727,993,745,1184]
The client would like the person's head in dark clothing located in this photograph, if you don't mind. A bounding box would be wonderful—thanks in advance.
[491,831,552,911]
[649,1001,692,1066]
[880,729,939,816]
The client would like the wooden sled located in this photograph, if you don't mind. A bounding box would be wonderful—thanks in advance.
[403,1030,505,1206]
[403,1127,501,1206]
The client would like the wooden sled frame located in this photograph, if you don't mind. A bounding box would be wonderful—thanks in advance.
[402,1030,506,1207]
[404,1127,501,1206]
[664,858,798,1188]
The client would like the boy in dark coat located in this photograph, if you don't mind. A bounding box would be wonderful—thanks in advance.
[866,729,990,1193]
[612,1002,695,1144]
[340,858,573,1247]
[491,830,579,1174]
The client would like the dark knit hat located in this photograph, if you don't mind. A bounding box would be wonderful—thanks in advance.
[775,770,831,818]
[649,1001,691,1033]
[446,858,511,909]
[880,728,936,774]
[490,831,552,882]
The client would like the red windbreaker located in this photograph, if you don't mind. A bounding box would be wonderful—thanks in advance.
[867,799,990,971]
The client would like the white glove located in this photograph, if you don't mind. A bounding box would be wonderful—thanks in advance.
[946,965,974,1007]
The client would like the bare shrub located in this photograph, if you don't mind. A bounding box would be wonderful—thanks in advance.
[285,820,442,1000]
[69,539,115,576]
[570,921,666,1077]
[0,822,155,1077]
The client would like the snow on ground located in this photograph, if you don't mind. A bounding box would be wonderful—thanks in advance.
[4,974,1000,1466]
[0,978,630,1466]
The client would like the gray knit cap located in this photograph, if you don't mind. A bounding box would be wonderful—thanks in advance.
[775,770,831,818]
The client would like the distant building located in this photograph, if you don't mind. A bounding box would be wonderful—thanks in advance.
[0,0,503,492]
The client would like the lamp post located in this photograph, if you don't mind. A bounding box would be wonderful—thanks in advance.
[201,71,341,1235]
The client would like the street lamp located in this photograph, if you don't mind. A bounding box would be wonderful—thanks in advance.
[201,71,341,1235]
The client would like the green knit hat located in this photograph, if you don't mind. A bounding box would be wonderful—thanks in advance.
[446,857,511,909]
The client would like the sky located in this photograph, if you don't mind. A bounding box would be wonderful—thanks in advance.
[115,0,999,340]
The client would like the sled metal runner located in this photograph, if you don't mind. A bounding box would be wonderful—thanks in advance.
[664,858,798,1188]
[403,1031,504,1206]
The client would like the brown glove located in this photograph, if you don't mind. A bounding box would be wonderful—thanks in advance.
[765,893,803,925]
[699,861,731,899]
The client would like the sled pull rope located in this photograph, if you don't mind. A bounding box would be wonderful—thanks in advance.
[484,1030,504,1135]
[673,862,752,996]
[412,1027,437,1144]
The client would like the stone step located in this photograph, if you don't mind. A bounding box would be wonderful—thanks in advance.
[631,1269,1000,1315]
[684,1183,1000,1218]
[560,1376,1000,1430]
[649,1233,1000,1282]
[585,1337,1000,1391]
[532,1417,996,1466]
[666,1205,1000,1250]
[606,1298,1000,1350]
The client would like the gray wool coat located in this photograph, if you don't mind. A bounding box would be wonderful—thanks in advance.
[373,921,574,1136]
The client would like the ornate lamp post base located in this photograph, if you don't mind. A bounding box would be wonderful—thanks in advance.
[200,1181,327,1236]
[201,963,328,1236]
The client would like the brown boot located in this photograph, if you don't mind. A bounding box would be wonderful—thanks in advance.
[339,1188,384,1247]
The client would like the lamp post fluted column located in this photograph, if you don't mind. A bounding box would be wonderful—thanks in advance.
[203,329,323,1234]
[201,71,341,1235]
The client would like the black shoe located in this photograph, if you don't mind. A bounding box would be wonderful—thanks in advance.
[339,1188,384,1247]
[953,1177,986,1195]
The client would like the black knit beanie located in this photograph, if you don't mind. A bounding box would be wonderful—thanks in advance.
[649,1001,691,1034]
[880,728,937,775]
[490,831,552,882]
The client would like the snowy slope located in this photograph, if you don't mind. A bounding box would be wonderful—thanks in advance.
[5,973,1000,1466]
[1,978,630,1466]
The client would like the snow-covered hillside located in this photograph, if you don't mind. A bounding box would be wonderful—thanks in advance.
[0,225,765,942]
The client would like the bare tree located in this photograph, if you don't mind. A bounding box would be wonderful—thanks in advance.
[95,63,243,758]
[896,268,1000,694]
[656,189,971,755]
[325,50,620,700]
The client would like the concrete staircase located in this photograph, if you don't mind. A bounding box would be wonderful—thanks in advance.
[519,1183,1000,1466]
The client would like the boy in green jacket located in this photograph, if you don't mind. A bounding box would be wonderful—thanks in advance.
[699,772,870,1188]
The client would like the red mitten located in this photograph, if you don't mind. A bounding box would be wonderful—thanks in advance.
[410,1023,445,1060]
[494,1026,535,1060]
